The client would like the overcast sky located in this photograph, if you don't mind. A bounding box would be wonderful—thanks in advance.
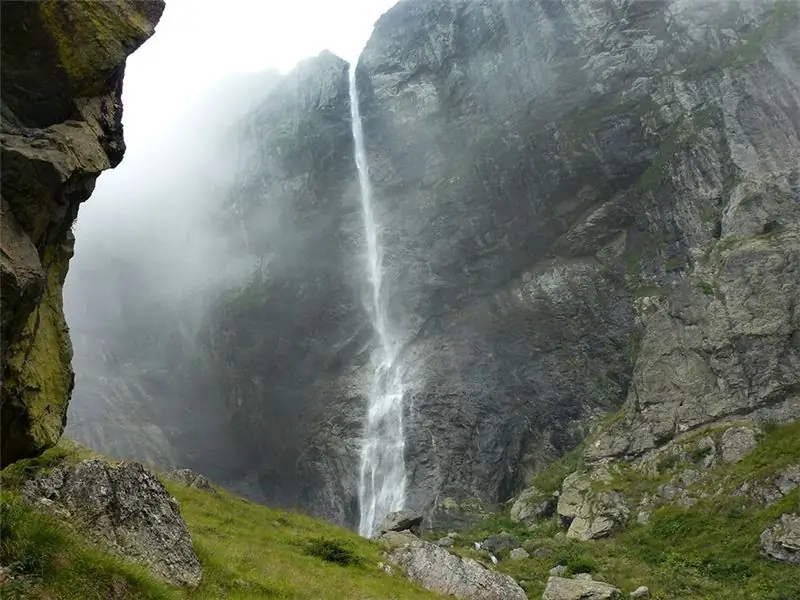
[121,0,398,146]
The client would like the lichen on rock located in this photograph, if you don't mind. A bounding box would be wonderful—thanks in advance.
[0,0,165,466]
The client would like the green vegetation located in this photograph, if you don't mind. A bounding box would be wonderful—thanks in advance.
[0,443,439,600]
[441,421,800,599]
[696,280,715,296]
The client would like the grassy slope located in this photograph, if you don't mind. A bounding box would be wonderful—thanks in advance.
[0,442,440,600]
[439,422,800,600]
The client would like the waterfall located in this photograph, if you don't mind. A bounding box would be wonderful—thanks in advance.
[348,62,407,537]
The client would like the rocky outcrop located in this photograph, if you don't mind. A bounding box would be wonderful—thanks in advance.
[21,458,202,587]
[164,468,216,493]
[760,513,800,565]
[510,485,557,526]
[0,0,164,466]
[542,576,621,600]
[378,509,423,535]
[387,537,527,600]
[557,469,629,540]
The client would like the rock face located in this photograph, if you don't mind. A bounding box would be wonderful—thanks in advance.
[60,0,800,530]
[387,538,527,600]
[21,459,202,587]
[0,1,164,466]
[510,486,557,526]
[760,513,800,565]
[542,576,621,600]
[164,468,216,493]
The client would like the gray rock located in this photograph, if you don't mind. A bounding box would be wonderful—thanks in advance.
[481,532,520,555]
[574,573,593,581]
[510,486,556,525]
[630,586,650,599]
[533,547,555,559]
[388,538,526,599]
[542,576,620,600]
[378,561,394,576]
[164,468,216,492]
[760,513,800,565]
[558,470,629,541]
[509,548,530,561]
[378,509,423,535]
[21,459,201,587]
[720,428,759,464]
[549,565,568,576]
[437,536,455,547]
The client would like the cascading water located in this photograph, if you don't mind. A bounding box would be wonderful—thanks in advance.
[348,63,407,537]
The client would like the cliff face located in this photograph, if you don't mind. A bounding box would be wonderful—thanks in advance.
[0,0,164,466]
[60,0,799,531]
[351,0,800,526]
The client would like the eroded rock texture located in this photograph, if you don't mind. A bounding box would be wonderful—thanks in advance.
[0,0,164,466]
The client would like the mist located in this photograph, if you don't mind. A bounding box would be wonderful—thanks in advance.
[63,0,397,490]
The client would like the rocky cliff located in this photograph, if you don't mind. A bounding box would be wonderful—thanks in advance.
[62,0,799,532]
[0,0,164,466]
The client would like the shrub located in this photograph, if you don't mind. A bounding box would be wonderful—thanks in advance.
[305,537,362,567]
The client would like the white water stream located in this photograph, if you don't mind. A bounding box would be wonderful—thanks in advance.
[348,63,407,537]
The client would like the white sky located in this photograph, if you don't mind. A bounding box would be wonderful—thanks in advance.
[122,0,398,143]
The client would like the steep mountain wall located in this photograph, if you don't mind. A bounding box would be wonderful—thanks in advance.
[0,0,164,466]
[61,0,799,531]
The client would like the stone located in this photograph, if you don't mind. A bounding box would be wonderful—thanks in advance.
[630,586,650,599]
[388,538,526,599]
[21,459,201,586]
[510,486,556,525]
[550,565,568,576]
[760,513,800,565]
[378,509,423,535]
[378,530,419,549]
[558,471,629,541]
[509,548,530,561]
[533,547,555,559]
[378,561,394,576]
[574,573,593,581]
[542,576,621,600]
[720,428,759,464]
[164,468,216,492]
[437,536,455,547]
[481,532,520,555]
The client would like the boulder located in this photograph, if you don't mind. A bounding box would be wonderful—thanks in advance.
[509,548,530,561]
[760,513,800,565]
[510,486,556,525]
[630,586,650,598]
[164,468,216,492]
[388,538,526,599]
[437,536,455,547]
[558,471,629,541]
[720,427,759,464]
[542,576,620,600]
[481,533,520,555]
[21,459,202,587]
[378,509,423,535]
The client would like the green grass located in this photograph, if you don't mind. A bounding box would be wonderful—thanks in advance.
[437,422,800,599]
[0,443,440,600]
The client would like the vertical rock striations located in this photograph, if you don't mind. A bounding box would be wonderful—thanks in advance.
[0,0,164,466]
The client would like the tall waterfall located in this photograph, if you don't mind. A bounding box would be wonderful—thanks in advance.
[348,63,407,537]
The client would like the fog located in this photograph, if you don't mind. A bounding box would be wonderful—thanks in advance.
[63,0,396,481]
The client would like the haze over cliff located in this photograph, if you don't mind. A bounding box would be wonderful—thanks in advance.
[53,0,800,534]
